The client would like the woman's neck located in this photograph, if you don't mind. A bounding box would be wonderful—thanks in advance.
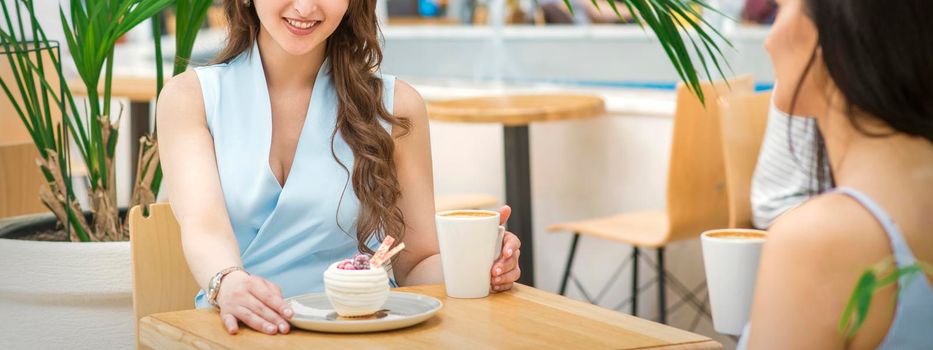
[820,106,933,194]
[256,29,326,90]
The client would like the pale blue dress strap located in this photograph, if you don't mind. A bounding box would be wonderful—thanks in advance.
[835,187,915,266]
[832,187,933,349]
[738,187,933,349]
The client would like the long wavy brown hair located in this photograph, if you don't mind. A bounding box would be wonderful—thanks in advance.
[213,0,411,255]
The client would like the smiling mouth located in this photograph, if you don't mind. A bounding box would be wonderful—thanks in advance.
[284,18,319,30]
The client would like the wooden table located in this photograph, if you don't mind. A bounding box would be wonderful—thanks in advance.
[68,77,158,182]
[140,284,720,349]
[427,94,606,286]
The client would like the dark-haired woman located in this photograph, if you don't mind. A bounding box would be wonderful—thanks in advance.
[744,0,933,348]
[156,0,522,335]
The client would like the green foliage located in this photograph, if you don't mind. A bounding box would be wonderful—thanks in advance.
[0,0,211,241]
[839,259,932,340]
[58,0,172,193]
[565,0,733,103]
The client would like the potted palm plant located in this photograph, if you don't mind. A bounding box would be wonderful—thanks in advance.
[0,1,213,348]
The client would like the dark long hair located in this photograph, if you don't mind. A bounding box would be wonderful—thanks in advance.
[213,0,411,255]
[789,0,933,192]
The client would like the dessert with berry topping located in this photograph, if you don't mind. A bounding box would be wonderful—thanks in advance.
[323,237,405,317]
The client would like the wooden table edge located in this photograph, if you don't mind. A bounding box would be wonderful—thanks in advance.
[140,314,230,350]
[636,339,723,350]
[67,77,157,103]
[509,284,717,345]
[427,103,607,126]
[140,285,721,350]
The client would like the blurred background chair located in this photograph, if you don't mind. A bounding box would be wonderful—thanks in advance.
[128,203,199,350]
[719,91,772,228]
[0,142,47,218]
[548,75,754,326]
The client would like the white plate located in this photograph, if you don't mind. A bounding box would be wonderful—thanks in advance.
[285,291,443,333]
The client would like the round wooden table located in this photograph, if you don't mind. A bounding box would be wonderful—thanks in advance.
[427,94,606,286]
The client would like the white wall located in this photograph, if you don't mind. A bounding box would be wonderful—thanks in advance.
[382,25,774,85]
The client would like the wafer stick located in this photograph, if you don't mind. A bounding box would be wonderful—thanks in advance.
[370,236,396,268]
[375,243,406,268]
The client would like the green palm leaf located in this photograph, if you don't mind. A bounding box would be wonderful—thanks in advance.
[564,0,732,103]
[839,259,932,340]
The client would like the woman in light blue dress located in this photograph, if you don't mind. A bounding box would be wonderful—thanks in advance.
[743,0,932,348]
[157,0,522,335]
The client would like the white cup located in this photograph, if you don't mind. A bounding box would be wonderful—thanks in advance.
[435,210,505,298]
[701,229,767,335]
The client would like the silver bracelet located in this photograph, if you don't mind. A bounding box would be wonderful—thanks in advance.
[207,266,247,307]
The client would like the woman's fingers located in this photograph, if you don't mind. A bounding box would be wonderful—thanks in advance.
[491,231,521,292]
[500,232,521,260]
[492,267,520,292]
[248,278,290,333]
[493,249,520,280]
[220,312,240,334]
[216,274,293,335]
[261,279,294,319]
[498,205,512,225]
[492,231,521,277]
[490,229,521,293]
[233,305,278,335]
[244,297,289,334]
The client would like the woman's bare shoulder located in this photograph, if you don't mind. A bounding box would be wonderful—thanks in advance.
[770,193,884,243]
[156,70,205,125]
[766,192,891,289]
[392,79,426,120]
[749,192,894,348]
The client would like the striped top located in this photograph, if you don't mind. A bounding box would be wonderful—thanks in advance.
[750,102,828,229]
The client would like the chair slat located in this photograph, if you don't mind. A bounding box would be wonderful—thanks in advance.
[129,203,200,349]
[719,92,772,228]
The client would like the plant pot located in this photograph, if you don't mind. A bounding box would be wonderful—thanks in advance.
[0,213,133,350]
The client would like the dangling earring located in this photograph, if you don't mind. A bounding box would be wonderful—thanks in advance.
[243,0,251,6]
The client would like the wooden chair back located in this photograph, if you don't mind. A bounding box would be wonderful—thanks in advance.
[719,91,772,228]
[128,203,199,349]
[0,142,47,218]
[665,76,755,242]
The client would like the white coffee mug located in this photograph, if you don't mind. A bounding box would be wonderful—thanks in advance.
[701,229,767,335]
[436,210,505,298]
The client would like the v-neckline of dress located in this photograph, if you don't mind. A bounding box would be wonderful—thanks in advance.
[252,43,329,192]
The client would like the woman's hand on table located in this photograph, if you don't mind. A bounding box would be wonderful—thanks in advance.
[216,271,294,335]
[492,205,522,292]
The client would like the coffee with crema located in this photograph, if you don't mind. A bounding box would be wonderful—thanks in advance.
[706,231,766,240]
[441,211,497,218]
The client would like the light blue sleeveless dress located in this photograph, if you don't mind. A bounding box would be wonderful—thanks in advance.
[738,187,933,349]
[191,43,397,308]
